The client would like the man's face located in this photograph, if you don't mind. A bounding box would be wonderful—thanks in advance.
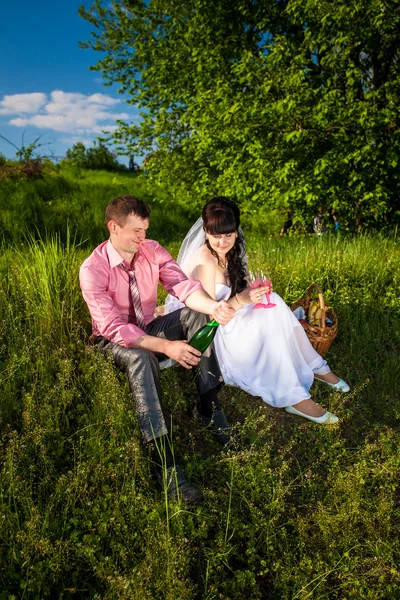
[109,213,149,256]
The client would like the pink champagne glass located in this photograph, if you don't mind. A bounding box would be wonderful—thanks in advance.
[248,270,276,309]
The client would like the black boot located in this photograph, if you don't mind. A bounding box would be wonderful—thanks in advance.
[157,464,204,504]
[194,405,240,449]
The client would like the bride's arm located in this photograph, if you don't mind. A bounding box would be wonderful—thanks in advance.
[185,254,237,323]
[191,254,218,300]
[184,252,234,323]
[192,254,262,310]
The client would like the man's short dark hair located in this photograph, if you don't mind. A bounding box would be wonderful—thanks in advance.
[105,195,150,226]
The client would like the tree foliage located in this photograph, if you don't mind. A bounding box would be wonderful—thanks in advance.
[80,0,400,229]
[64,140,126,172]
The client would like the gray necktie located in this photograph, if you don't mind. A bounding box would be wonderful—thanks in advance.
[119,263,147,331]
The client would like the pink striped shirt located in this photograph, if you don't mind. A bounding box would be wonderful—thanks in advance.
[80,239,203,347]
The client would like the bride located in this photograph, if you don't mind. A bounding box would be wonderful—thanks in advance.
[166,197,350,424]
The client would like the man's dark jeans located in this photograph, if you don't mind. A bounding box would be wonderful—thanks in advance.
[94,307,222,442]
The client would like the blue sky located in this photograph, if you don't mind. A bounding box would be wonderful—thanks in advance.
[0,1,139,163]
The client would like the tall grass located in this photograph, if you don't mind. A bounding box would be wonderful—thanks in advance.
[0,170,400,598]
[0,167,197,250]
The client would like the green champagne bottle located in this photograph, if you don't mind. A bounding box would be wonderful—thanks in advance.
[189,319,219,353]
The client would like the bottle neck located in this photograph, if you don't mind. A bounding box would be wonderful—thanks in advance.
[207,319,219,327]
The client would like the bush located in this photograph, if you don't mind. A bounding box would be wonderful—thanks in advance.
[0,157,46,181]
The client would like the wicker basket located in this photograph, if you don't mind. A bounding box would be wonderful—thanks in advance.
[290,283,338,357]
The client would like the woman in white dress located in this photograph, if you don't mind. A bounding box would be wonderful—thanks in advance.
[166,197,350,424]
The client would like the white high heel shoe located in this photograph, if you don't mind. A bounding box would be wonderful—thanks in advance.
[285,405,339,424]
[315,376,350,393]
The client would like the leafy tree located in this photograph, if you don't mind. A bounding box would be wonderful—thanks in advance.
[65,141,87,167]
[80,0,400,229]
[64,140,126,172]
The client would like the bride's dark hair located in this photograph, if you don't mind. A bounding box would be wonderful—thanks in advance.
[202,197,247,296]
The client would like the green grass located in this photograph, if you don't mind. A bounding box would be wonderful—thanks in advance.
[0,167,197,250]
[0,170,400,598]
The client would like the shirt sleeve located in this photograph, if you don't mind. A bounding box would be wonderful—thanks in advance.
[155,244,204,301]
[79,263,145,348]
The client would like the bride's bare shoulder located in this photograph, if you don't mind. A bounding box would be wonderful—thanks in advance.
[197,245,215,266]
[189,245,216,280]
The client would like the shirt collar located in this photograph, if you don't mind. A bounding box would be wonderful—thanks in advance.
[106,239,144,269]
[106,239,127,268]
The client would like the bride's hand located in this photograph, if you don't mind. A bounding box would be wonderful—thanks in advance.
[239,284,272,305]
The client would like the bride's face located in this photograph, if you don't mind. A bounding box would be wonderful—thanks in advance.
[206,230,237,257]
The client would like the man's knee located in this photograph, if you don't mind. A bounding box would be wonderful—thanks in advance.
[102,342,159,374]
[124,347,159,370]
[180,307,207,328]
[126,347,153,360]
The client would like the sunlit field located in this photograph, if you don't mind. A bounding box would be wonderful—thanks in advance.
[1,169,399,599]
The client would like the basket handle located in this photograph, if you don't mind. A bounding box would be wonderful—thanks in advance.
[305,283,326,328]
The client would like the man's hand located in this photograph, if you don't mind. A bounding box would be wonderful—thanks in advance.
[165,340,202,369]
[210,300,235,325]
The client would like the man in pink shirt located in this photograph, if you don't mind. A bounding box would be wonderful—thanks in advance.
[80,195,235,504]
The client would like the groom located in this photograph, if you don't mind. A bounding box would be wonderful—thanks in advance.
[80,195,235,503]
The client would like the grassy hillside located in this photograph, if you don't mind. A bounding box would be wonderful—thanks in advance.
[0,169,399,599]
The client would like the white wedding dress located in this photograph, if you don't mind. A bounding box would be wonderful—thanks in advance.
[211,283,329,407]
[164,217,330,408]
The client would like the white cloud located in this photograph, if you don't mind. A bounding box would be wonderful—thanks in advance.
[86,93,121,106]
[0,93,47,115]
[92,124,119,134]
[60,136,94,147]
[2,90,132,135]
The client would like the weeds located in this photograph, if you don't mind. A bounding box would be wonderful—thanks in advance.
[0,170,399,598]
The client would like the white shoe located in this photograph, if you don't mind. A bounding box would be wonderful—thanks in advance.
[315,376,350,393]
[285,405,339,424]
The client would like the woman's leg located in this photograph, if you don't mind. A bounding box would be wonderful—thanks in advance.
[291,321,342,385]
